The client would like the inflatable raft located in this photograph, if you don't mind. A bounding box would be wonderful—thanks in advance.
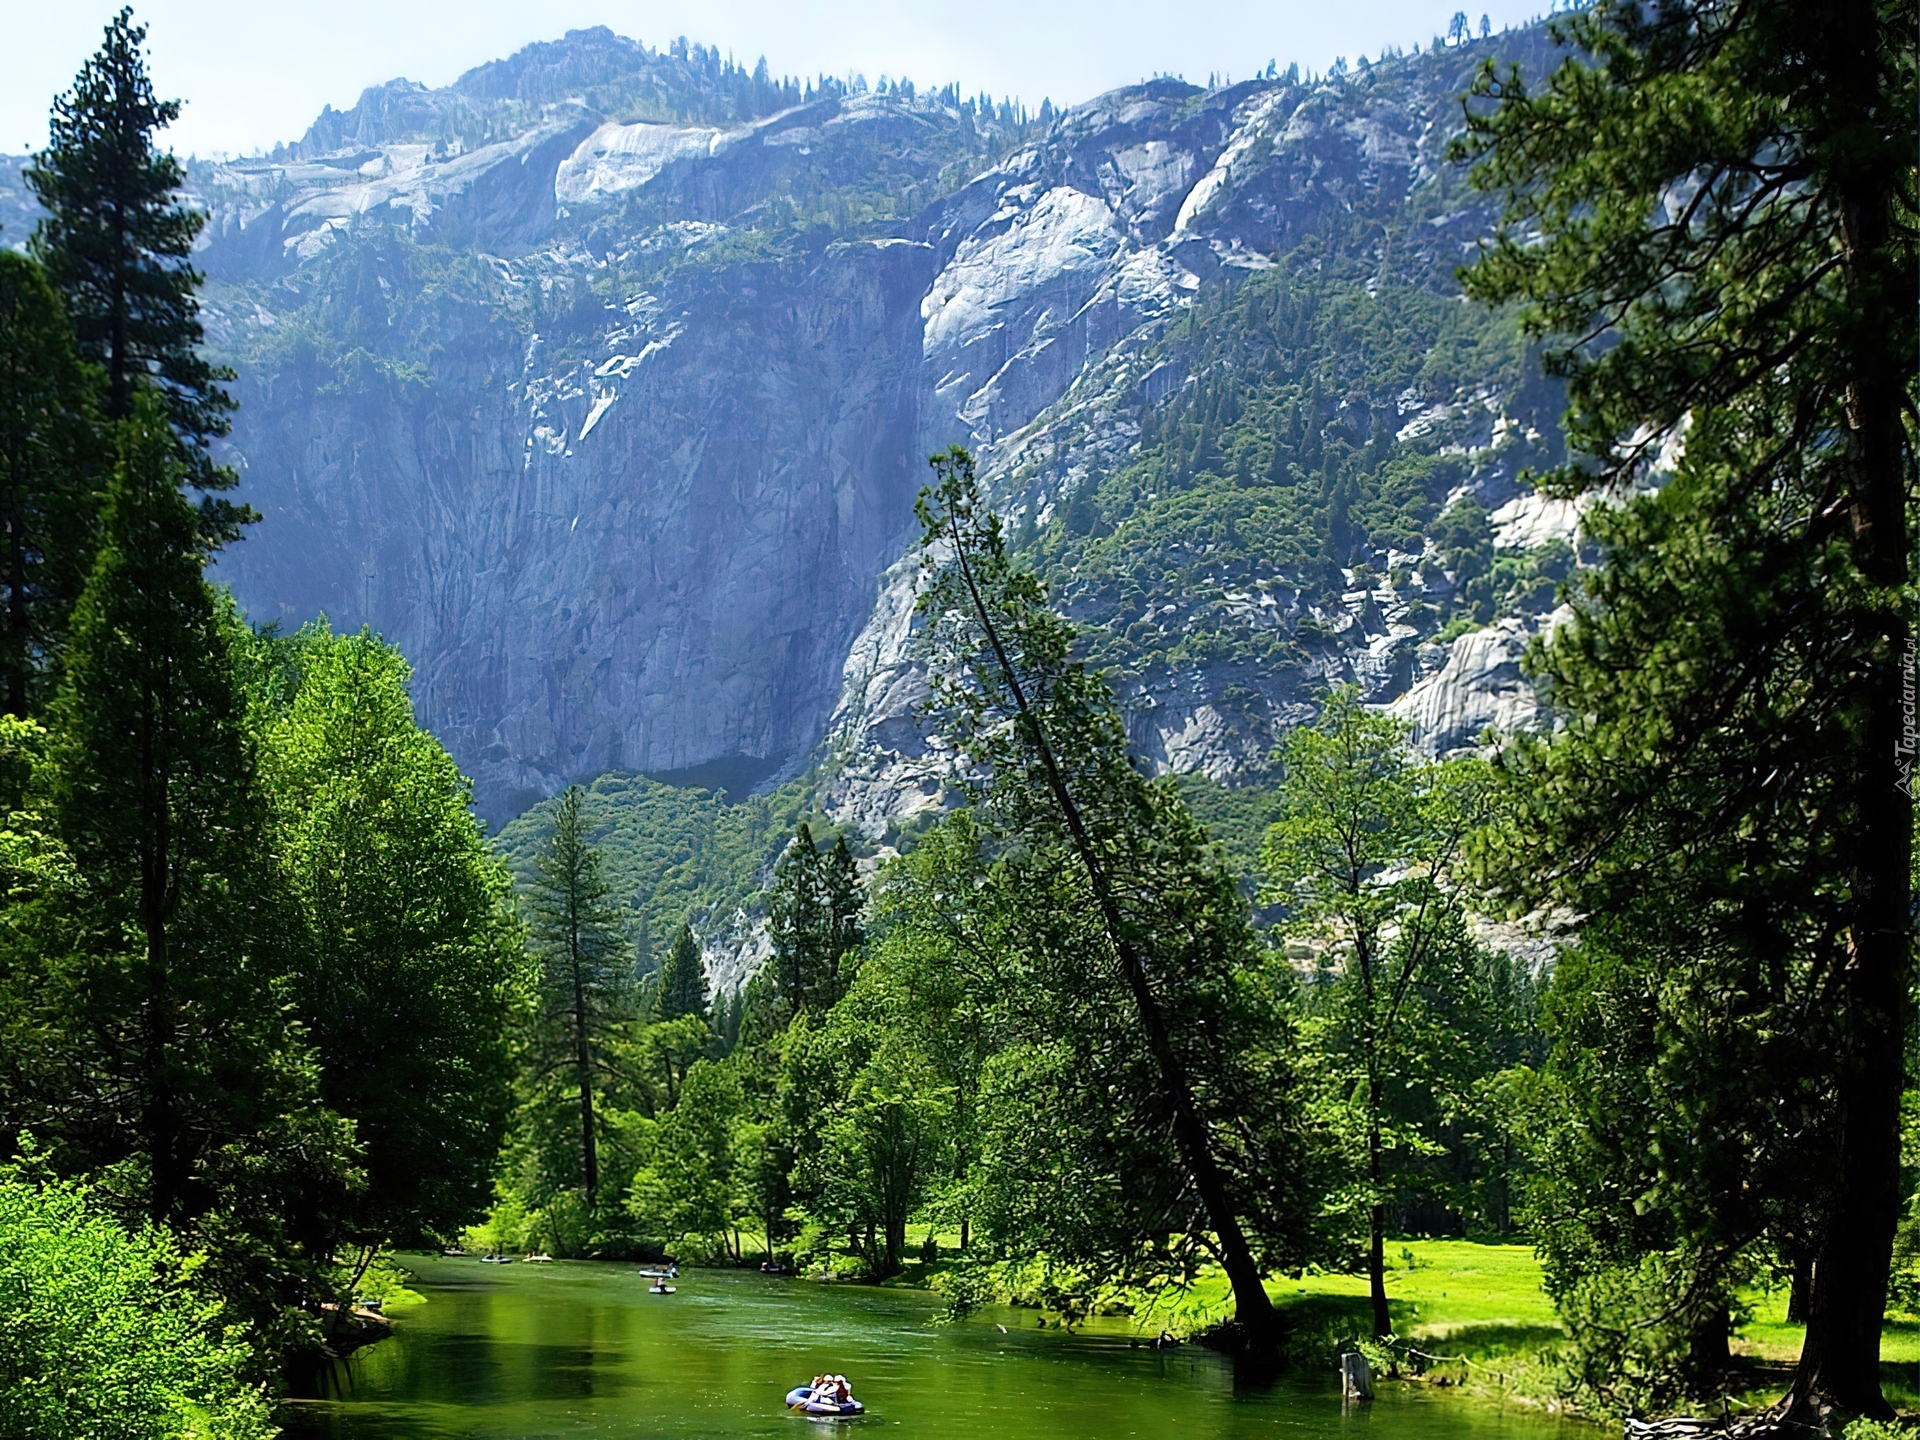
[786,1387,864,1417]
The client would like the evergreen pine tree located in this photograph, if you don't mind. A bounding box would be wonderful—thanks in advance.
[25,8,247,547]
[766,824,862,1019]
[0,254,99,715]
[1458,0,1916,1417]
[522,786,632,1206]
[40,393,355,1329]
[913,446,1303,1347]
[658,922,709,1022]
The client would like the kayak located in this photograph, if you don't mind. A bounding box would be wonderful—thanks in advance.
[786,1387,864,1417]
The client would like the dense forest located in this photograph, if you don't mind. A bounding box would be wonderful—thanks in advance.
[0,3,1913,1438]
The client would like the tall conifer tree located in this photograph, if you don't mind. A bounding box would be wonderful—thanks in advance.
[658,922,710,1023]
[523,786,631,1206]
[767,824,862,1019]
[1459,0,1916,1418]
[39,395,355,1332]
[26,7,247,546]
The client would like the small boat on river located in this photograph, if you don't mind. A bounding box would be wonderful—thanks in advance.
[787,1378,863,1418]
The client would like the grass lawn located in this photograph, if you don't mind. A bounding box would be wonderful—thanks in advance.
[1278,1240,1560,1339]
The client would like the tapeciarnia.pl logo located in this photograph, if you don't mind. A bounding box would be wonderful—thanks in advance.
[1898,637,1916,798]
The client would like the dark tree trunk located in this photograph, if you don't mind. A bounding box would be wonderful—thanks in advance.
[141,907,175,1224]
[7,498,26,717]
[1368,1103,1390,1339]
[1791,7,1912,1416]
[1685,1304,1731,1397]
[139,681,177,1224]
[572,939,598,1206]
[1787,1253,1813,1326]
[960,1216,970,1252]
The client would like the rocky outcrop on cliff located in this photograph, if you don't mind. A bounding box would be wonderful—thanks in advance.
[804,35,1577,838]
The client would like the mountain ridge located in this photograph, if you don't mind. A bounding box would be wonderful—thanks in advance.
[0,24,1577,916]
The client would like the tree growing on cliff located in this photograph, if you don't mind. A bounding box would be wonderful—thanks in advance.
[521,786,634,1207]
[25,7,246,547]
[1458,0,1916,1418]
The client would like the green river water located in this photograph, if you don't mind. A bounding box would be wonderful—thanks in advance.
[278,1255,1587,1440]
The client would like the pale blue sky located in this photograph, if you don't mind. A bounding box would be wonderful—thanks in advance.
[6,0,1550,158]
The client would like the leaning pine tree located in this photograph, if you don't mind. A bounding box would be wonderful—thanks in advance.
[913,446,1308,1349]
[1457,0,1915,1422]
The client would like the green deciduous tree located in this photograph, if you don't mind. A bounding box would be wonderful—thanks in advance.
[631,1013,710,1114]
[254,623,519,1250]
[863,834,999,1252]
[26,7,245,544]
[627,1057,740,1256]
[1261,688,1494,1337]
[1457,0,1916,1417]
[0,254,100,716]
[782,999,951,1278]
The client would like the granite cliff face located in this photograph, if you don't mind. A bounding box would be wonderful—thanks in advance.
[810,36,1577,848]
[1,25,1573,839]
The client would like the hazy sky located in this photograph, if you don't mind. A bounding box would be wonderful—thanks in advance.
[5,0,1550,158]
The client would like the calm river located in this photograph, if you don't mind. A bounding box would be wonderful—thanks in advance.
[278,1255,1586,1440]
